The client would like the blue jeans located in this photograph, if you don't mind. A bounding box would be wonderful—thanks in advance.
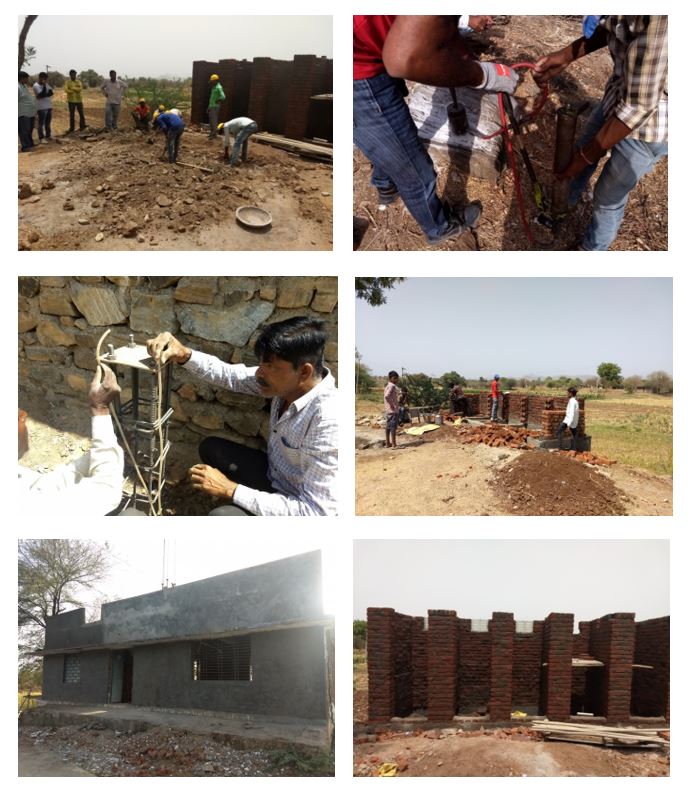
[570,104,668,251]
[230,122,258,165]
[166,127,184,163]
[105,103,120,129]
[491,396,499,421]
[353,73,450,242]
[37,108,52,139]
[18,116,35,151]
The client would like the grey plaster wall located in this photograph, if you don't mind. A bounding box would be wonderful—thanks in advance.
[45,613,103,650]
[101,551,323,645]
[131,625,328,719]
[42,651,110,703]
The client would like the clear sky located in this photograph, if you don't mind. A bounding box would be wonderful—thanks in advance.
[354,540,669,627]
[72,538,336,618]
[356,278,673,378]
[19,15,332,78]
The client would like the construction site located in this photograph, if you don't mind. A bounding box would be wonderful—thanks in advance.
[353,540,669,777]
[18,15,332,251]
[19,550,335,776]
[18,275,338,516]
[353,16,667,251]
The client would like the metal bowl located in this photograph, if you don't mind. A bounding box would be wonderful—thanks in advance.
[236,205,272,229]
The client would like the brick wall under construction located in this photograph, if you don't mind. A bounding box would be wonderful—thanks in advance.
[366,608,669,724]
[191,54,332,141]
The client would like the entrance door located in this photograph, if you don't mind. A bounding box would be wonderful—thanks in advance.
[110,651,133,703]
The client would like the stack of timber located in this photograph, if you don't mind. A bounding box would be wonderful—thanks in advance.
[252,133,332,163]
[531,720,669,749]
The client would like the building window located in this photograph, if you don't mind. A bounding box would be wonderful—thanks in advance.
[192,636,252,681]
[63,655,80,684]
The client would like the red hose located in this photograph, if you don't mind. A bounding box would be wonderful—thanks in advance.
[490,62,549,245]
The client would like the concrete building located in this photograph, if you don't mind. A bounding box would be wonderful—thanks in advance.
[40,551,333,725]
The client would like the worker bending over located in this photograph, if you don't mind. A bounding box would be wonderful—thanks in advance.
[153,109,185,163]
[219,116,258,166]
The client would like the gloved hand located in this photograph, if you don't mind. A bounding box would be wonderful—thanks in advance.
[477,62,519,94]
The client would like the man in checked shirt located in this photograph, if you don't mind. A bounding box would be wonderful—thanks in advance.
[534,16,668,251]
[147,317,338,516]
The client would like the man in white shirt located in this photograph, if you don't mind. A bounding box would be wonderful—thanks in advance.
[33,71,54,142]
[19,366,125,516]
[557,386,580,451]
[146,316,338,516]
[219,116,258,166]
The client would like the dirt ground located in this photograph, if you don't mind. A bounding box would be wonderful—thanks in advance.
[353,728,669,777]
[353,16,667,251]
[355,421,672,516]
[19,393,234,516]
[18,93,332,251]
[19,724,332,777]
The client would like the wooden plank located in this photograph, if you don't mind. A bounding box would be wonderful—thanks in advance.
[252,132,333,163]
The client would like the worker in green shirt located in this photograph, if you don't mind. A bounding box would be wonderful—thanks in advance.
[64,69,87,132]
[207,73,225,139]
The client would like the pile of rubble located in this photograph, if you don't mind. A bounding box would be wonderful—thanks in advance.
[557,450,617,467]
[459,424,539,449]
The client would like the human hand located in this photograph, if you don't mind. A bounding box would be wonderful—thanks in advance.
[146,332,192,365]
[478,62,520,95]
[189,464,238,499]
[89,365,121,414]
[533,49,572,85]
[468,16,493,32]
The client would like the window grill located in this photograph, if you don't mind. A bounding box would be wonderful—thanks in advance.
[63,654,80,683]
[191,636,252,681]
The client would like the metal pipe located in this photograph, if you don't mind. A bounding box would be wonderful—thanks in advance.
[550,105,579,219]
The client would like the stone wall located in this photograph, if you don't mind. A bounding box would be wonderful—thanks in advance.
[18,276,338,457]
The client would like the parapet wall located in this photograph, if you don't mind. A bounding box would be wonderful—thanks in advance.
[191,55,332,141]
[366,608,669,724]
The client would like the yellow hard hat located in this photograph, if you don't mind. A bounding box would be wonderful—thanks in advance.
[138,98,146,103]
[152,110,160,122]
[210,74,219,81]
[158,104,166,111]
[217,123,224,132]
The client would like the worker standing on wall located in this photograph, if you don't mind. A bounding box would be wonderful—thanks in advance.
[490,374,501,421]
[207,74,225,139]
[146,317,338,516]
[534,16,668,251]
[218,116,259,165]
[353,15,519,245]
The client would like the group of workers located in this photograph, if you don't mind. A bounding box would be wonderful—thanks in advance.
[353,14,668,251]
[18,69,259,167]
[388,374,581,451]
[19,317,338,517]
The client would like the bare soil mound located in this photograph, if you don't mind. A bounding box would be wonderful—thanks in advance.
[494,450,626,516]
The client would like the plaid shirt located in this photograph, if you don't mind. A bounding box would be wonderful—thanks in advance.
[186,351,338,516]
[600,15,668,142]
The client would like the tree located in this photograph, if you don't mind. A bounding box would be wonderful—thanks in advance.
[500,376,516,391]
[47,70,66,88]
[355,278,405,307]
[18,15,38,70]
[355,350,374,394]
[646,370,672,395]
[405,373,441,407]
[18,540,111,662]
[80,68,105,88]
[623,375,642,394]
[23,45,36,68]
[597,362,623,388]
[441,371,467,388]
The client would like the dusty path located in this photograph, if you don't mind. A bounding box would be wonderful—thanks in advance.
[353,730,669,777]
[19,739,94,776]
[19,128,332,251]
[355,431,672,516]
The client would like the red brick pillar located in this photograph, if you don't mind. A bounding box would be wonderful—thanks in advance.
[427,610,458,720]
[248,57,273,131]
[284,55,319,140]
[411,616,428,710]
[367,607,395,721]
[605,614,635,722]
[489,612,514,720]
[542,613,574,720]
